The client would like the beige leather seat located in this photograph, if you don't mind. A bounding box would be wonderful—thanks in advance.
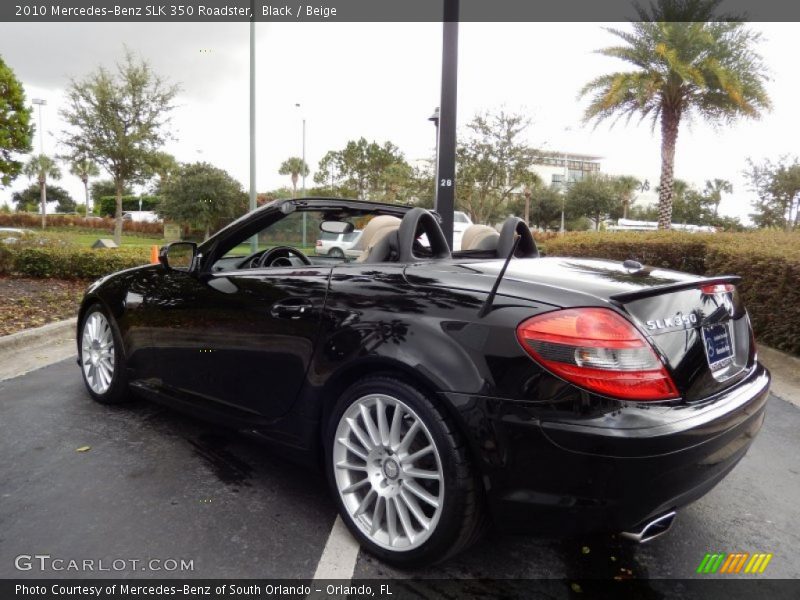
[461,224,500,252]
[352,215,401,263]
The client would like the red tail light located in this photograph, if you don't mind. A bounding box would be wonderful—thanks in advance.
[316,240,323,246]
[516,308,678,401]
[701,283,735,295]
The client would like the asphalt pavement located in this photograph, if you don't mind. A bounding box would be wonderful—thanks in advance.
[0,357,798,585]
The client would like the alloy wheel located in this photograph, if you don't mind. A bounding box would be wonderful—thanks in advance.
[333,393,444,551]
[81,312,115,394]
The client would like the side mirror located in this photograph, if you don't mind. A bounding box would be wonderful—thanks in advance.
[159,242,198,272]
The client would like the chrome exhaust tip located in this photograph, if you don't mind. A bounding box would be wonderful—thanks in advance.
[620,510,676,543]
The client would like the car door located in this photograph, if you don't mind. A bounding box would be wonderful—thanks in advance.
[138,264,330,420]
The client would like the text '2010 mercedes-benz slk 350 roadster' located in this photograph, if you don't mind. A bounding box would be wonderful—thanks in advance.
[77,198,769,567]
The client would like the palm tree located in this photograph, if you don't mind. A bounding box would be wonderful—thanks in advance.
[704,178,733,216]
[23,154,61,228]
[580,0,770,229]
[70,158,100,217]
[614,175,641,219]
[278,157,310,198]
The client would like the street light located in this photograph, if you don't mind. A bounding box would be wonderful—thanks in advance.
[32,98,46,154]
[428,107,440,198]
[295,103,307,247]
[32,98,48,227]
[249,18,257,253]
[559,126,573,234]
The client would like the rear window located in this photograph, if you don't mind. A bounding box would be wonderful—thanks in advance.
[343,231,361,242]
[320,232,338,241]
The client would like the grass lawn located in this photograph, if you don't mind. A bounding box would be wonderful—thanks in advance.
[49,229,164,248]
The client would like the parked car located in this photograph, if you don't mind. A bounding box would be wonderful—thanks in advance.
[316,229,362,258]
[0,227,35,244]
[451,210,473,250]
[76,197,769,567]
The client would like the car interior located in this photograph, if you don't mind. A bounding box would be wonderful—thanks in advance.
[208,206,538,273]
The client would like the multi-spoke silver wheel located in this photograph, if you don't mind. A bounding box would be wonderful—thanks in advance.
[81,312,115,395]
[333,393,444,551]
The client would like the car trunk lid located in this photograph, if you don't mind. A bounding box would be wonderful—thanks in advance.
[405,257,754,401]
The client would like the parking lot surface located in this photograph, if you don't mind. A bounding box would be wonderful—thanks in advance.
[1,358,798,585]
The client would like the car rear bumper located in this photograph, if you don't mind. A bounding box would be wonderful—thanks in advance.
[443,363,770,535]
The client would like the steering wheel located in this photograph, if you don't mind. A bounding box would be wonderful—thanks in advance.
[256,246,312,268]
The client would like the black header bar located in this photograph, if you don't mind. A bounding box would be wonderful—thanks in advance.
[3,0,800,23]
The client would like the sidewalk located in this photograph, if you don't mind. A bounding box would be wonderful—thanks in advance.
[0,319,798,407]
[0,318,76,381]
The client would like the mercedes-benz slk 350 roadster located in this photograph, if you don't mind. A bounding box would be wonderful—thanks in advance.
[77,198,770,566]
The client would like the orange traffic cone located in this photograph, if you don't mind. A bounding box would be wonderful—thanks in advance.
[150,245,159,264]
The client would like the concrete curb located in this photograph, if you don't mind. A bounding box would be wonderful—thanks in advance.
[0,318,76,353]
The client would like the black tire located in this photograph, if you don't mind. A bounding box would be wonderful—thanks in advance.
[325,375,485,568]
[329,247,345,258]
[78,303,131,405]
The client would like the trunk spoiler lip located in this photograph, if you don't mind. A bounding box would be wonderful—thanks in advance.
[610,275,742,304]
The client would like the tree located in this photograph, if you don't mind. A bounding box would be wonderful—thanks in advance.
[0,56,33,188]
[704,178,733,216]
[145,151,179,192]
[12,184,74,213]
[566,175,618,230]
[158,162,247,239]
[581,0,770,229]
[91,179,132,206]
[510,184,564,230]
[23,154,61,227]
[745,157,800,230]
[613,175,641,219]
[278,157,310,197]
[60,51,179,244]
[314,138,409,200]
[456,110,539,224]
[70,157,100,217]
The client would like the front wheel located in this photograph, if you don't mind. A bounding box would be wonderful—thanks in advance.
[79,304,130,404]
[325,376,484,567]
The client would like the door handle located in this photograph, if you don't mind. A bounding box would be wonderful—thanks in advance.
[270,299,313,319]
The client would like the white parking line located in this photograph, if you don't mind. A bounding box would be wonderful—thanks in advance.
[312,515,361,580]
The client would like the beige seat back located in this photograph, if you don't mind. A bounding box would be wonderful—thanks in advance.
[353,215,402,263]
[461,224,500,252]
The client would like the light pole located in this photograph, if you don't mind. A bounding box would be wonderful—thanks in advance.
[295,103,307,247]
[32,98,47,227]
[559,126,573,234]
[32,98,46,153]
[249,16,258,253]
[428,107,440,198]
[560,152,568,233]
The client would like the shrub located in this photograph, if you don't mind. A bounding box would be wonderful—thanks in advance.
[0,212,164,235]
[0,242,150,280]
[542,230,800,355]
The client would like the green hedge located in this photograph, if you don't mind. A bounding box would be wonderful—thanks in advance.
[543,230,800,355]
[97,195,160,216]
[0,243,150,280]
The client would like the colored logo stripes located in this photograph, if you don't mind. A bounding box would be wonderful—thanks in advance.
[696,552,773,574]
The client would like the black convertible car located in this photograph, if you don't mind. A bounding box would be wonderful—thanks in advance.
[77,198,770,566]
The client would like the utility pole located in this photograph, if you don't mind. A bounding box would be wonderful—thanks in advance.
[32,98,47,228]
[249,11,258,253]
[434,0,459,250]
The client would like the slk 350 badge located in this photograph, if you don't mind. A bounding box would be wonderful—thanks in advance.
[646,313,697,330]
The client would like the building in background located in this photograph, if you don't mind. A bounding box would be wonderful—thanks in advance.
[531,151,602,188]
